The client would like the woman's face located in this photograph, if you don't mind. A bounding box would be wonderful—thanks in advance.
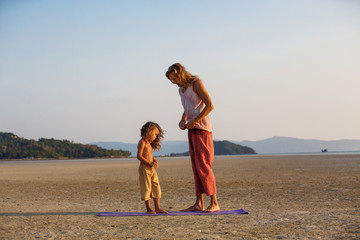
[168,72,181,87]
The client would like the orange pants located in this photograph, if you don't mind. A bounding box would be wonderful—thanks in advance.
[188,128,217,196]
[138,163,161,201]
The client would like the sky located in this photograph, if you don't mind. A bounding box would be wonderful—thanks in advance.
[1,0,359,144]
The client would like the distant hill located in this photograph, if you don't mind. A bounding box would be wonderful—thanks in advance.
[170,140,256,156]
[0,132,131,159]
[236,136,360,154]
[214,140,256,155]
[93,140,256,156]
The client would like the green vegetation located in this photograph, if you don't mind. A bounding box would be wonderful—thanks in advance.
[214,140,256,155]
[0,132,131,160]
[170,140,256,156]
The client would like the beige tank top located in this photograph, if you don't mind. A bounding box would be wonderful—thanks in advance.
[179,81,212,132]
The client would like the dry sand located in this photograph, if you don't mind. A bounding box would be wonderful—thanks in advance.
[0,154,359,239]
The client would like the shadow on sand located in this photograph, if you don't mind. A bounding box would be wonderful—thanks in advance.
[0,212,98,217]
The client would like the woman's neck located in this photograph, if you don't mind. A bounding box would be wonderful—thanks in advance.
[181,80,192,90]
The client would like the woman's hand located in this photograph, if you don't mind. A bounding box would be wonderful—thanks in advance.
[179,120,187,130]
[186,119,197,129]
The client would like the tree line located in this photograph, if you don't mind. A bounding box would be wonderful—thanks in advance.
[0,132,131,159]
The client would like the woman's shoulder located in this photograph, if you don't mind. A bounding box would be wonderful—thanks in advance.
[191,79,205,92]
[191,79,202,85]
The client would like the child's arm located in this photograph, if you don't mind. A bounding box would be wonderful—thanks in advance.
[187,80,214,129]
[137,140,154,167]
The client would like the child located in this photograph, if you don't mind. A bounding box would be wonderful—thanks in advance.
[137,121,167,214]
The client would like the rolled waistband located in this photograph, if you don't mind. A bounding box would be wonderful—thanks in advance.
[188,128,212,135]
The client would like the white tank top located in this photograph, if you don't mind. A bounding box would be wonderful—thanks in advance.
[179,81,212,132]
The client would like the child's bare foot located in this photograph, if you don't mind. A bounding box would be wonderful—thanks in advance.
[203,204,220,213]
[146,209,156,214]
[180,204,204,212]
[155,208,168,214]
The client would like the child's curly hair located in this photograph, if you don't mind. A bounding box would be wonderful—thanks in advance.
[140,121,164,151]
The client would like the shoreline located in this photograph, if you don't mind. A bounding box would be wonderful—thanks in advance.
[1,150,360,162]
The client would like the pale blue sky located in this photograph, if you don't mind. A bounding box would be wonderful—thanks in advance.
[1,0,359,143]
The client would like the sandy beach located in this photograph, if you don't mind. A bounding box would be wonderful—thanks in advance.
[0,154,359,239]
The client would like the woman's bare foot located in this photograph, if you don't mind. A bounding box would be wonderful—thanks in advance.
[155,208,168,214]
[180,204,204,212]
[181,194,204,212]
[203,204,220,213]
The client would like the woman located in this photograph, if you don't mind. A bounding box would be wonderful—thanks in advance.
[166,63,220,213]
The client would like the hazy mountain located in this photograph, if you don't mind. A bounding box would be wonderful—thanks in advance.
[92,137,360,156]
[236,136,360,154]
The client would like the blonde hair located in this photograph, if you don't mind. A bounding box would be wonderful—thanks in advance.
[165,63,200,86]
[140,121,164,151]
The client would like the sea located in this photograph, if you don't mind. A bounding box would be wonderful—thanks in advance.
[1,150,359,164]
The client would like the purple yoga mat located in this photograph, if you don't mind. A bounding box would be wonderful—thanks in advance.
[96,209,248,217]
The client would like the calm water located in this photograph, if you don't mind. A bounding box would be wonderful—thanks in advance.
[258,150,360,156]
[1,151,359,164]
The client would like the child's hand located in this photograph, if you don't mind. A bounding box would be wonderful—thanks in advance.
[153,159,159,169]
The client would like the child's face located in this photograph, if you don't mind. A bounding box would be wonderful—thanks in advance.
[168,72,181,87]
[147,127,159,143]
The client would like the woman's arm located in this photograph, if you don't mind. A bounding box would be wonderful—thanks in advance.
[186,80,214,129]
